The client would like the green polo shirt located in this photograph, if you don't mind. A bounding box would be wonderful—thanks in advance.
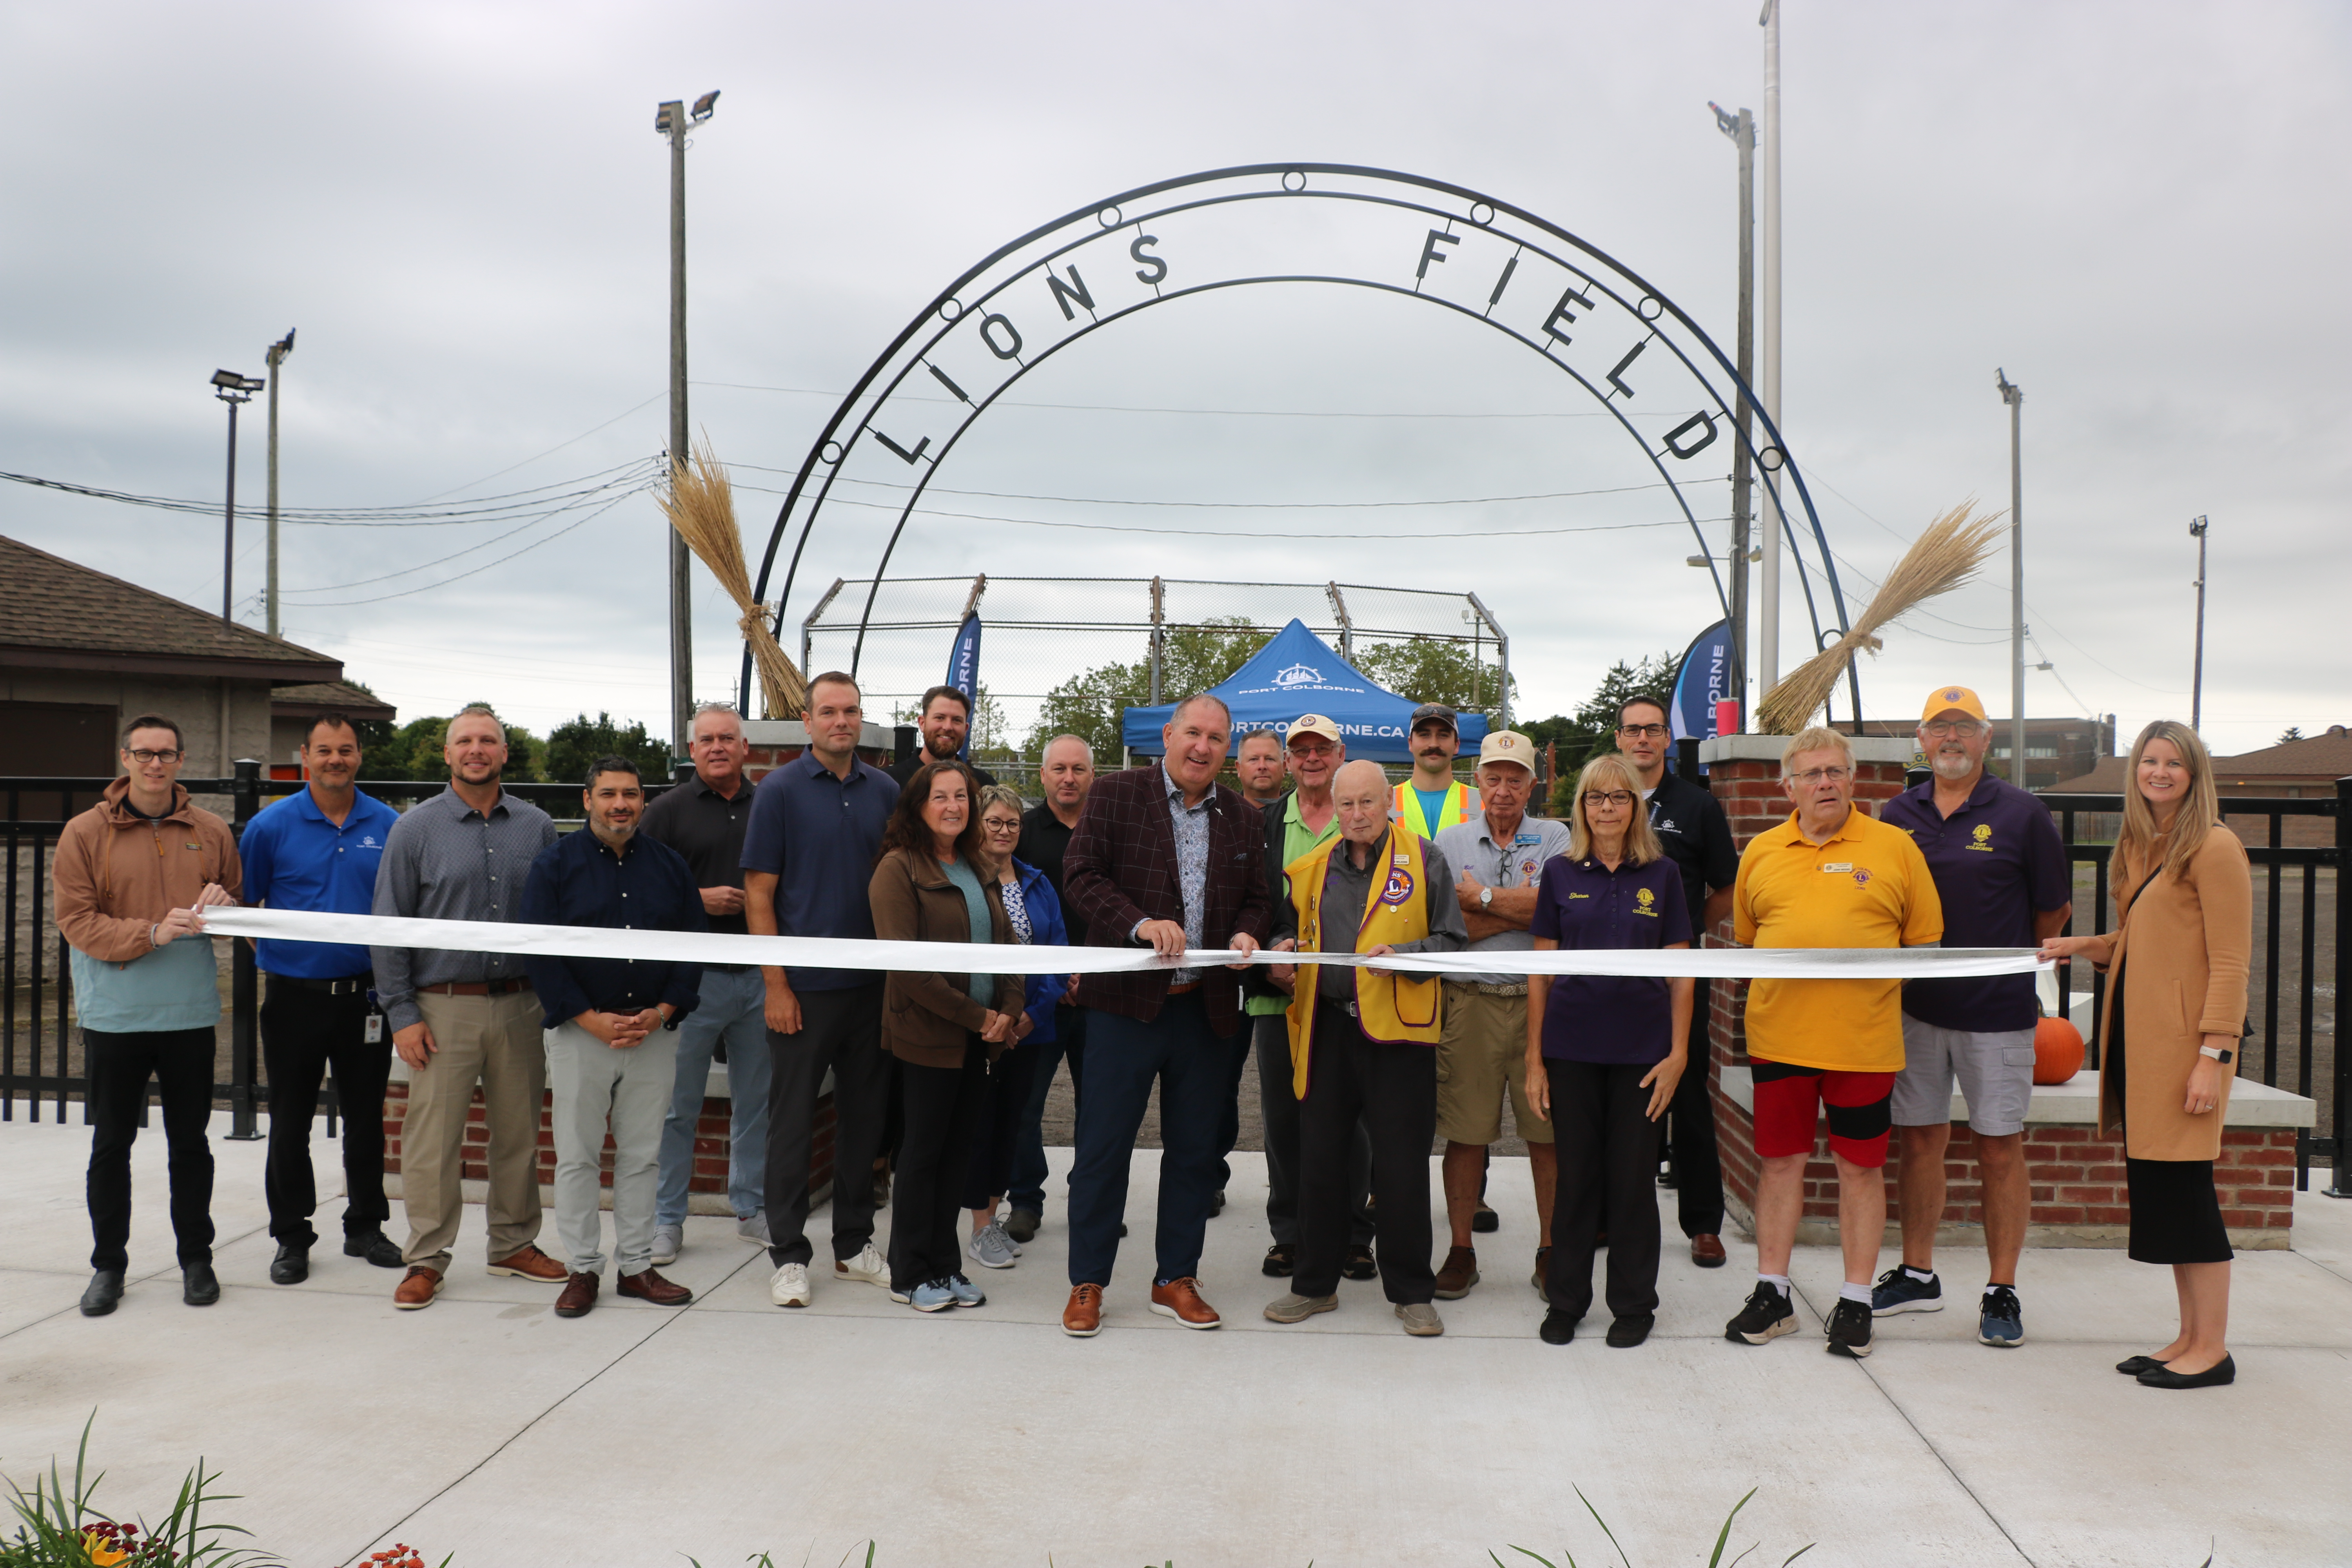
[1246,791,1344,1017]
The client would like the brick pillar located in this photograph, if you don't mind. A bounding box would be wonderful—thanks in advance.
[1697,733,1918,1234]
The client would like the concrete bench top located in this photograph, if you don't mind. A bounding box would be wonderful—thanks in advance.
[1717,1063,2316,1129]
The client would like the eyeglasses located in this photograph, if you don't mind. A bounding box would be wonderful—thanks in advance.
[1615,723,1669,739]
[1921,720,1983,738]
[981,817,1021,834]
[1581,790,1637,808]
[1788,766,1850,786]
[125,749,182,764]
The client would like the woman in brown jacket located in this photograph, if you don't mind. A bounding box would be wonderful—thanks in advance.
[869,760,1024,1312]
[2041,719,2250,1389]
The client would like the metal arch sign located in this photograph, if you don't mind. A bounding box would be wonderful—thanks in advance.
[743,162,1857,713]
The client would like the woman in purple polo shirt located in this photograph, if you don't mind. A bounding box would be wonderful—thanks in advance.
[1523,752,1694,1348]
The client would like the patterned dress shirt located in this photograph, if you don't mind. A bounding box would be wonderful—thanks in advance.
[368,785,558,1031]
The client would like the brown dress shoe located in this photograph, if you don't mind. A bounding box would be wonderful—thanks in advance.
[1063,1283,1104,1338]
[1691,1234,1728,1268]
[1434,1245,1479,1300]
[555,1272,599,1318]
[1148,1276,1221,1329]
[617,1267,693,1306]
[393,1266,443,1310]
[488,1244,568,1283]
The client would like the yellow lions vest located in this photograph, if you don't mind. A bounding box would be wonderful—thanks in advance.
[1284,829,1443,1098]
[1392,779,1478,839]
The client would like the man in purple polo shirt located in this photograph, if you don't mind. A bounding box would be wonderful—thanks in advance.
[1874,684,2071,1348]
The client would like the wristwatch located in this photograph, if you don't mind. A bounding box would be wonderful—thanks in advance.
[2198,1045,2234,1063]
[1479,886,1494,910]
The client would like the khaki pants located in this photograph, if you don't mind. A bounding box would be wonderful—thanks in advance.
[400,990,545,1273]
[546,1020,678,1278]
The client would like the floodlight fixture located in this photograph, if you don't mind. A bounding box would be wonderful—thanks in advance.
[212,368,263,402]
[655,100,680,134]
[691,89,719,121]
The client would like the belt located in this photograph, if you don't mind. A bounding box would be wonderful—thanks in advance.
[701,961,751,973]
[423,977,534,997]
[1449,980,1529,998]
[271,973,373,996]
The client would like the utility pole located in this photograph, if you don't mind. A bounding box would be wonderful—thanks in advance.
[1712,101,1757,713]
[210,368,264,623]
[2189,515,2209,731]
[1756,0,1784,701]
[264,329,296,638]
[1998,369,2025,784]
[656,90,719,758]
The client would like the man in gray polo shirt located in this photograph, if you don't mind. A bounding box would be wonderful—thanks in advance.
[1432,730,1574,1299]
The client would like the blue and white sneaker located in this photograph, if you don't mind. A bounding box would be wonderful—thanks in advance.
[1870,1265,1943,1316]
[944,1271,987,1308]
[1977,1284,2025,1347]
[908,1279,956,1312]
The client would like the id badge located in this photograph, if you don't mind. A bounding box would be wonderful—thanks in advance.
[364,987,385,1044]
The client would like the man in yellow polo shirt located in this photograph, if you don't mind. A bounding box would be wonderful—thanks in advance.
[1724,726,1941,1360]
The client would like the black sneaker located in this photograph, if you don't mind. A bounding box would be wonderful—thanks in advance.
[1826,1297,1874,1358]
[1870,1264,1943,1316]
[1725,1282,1797,1345]
[1471,1203,1499,1234]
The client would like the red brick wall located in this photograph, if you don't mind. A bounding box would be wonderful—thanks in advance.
[741,743,889,786]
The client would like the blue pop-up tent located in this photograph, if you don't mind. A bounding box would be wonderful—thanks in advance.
[1121,618,1490,764]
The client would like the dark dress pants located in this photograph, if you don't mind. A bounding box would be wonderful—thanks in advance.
[1255,1012,1373,1247]
[1295,1004,1436,1304]
[960,1034,1041,1210]
[1065,992,1228,1288]
[1008,1004,1086,1217]
[1547,1057,1664,1321]
[260,980,392,1247]
[85,1026,216,1272]
[765,982,891,1267]
[891,1037,991,1291]
[1662,980,1724,1237]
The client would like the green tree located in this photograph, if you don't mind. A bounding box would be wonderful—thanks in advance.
[2278,726,2305,744]
[1350,638,1516,718]
[1023,618,1272,762]
[542,711,666,786]
[360,707,544,783]
[1535,652,1678,815]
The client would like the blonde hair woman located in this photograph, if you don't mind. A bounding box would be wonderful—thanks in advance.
[1521,752,1693,1348]
[2041,720,2250,1388]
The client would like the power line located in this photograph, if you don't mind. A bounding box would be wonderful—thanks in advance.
[693,381,1663,421]
[768,470,1683,512]
[278,493,635,607]
[0,459,662,527]
[409,391,668,501]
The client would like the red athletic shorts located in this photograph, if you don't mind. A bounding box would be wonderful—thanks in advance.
[1750,1058,1896,1167]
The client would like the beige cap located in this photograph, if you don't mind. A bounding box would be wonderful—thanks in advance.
[1286,714,1344,747]
[1477,730,1537,772]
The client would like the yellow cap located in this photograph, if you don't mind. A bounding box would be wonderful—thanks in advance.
[1285,714,1344,747]
[1920,685,1989,723]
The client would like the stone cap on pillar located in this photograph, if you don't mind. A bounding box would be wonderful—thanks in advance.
[1700,733,1917,768]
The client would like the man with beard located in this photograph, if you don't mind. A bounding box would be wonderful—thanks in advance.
[888,686,998,789]
[1873,686,2070,1348]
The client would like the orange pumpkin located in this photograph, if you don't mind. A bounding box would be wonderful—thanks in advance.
[2033,1016,2085,1085]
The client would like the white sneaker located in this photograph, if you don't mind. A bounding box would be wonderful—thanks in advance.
[650,1225,683,1267]
[835,1243,889,1287]
[768,1261,811,1308]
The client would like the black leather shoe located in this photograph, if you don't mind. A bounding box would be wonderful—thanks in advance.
[1210,1189,1226,1217]
[1261,1243,1295,1278]
[1341,1244,1378,1281]
[1538,1309,1578,1345]
[1471,1203,1499,1234]
[182,1261,221,1307]
[1606,1312,1656,1348]
[269,1245,309,1285]
[2115,1354,2165,1376]
[344,1230,404,1269]
[80,1270,125,1317]
[2138,1354,2234,1389]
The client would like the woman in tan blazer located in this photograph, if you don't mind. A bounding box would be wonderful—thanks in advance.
[2041,719,2250,1389]
[868,760,1024,1314]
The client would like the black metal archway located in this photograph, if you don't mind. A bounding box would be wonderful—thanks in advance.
[743,162,1856,716]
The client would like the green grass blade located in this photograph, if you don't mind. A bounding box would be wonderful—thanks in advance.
[1573,1486,1633,1568]
[1706,1489,1758,1568]
[1780,1547,1815,1567]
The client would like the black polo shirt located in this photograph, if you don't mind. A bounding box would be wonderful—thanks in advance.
[1014,800,1087,947]
[639,773,754,938]
[1644,768,1739,934]
[887,752,999,789]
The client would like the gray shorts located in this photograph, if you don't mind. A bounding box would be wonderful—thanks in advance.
[1891,1017,2036,1138]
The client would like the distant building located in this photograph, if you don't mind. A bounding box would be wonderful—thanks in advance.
[269,681,396,778]
[1835,714,2118,792]
[2046,724,2347,849]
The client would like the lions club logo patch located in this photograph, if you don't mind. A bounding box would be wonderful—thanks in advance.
[1380,866,1415,907]
[1969,823,1994,852]
[1852,867,1874,887]
[1634,886,1658,917]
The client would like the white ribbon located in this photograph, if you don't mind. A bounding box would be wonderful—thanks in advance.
[203,906,2047,982]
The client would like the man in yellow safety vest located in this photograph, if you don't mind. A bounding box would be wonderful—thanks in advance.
[1392,702,1481,838]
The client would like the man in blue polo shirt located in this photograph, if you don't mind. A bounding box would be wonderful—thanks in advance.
[1875,684,2071,1347]
[741,671,901,1308]
[238,711,405,1285]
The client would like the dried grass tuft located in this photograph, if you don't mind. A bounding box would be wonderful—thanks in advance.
[1757,500,2007,735]
[656,434,807,718]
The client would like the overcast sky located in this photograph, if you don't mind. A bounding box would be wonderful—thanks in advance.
[4,2,2345,761]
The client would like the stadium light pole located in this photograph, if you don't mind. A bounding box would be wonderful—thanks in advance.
[2189,515,2209,731]
[264,329,296,638]
[211,368,265,624]
[657,89,719,760]
[1998,368,2024,782]
[1711,100,1757,715]
[1756,0,1784,702]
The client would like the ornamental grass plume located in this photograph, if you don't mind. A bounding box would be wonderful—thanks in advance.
[656,433,809,719]
[1756,500,2007,735]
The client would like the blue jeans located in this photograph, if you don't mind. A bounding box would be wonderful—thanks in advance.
[1065,994,1230,1288]
[655,966,772,1227]
[1009,1004,1087,1217]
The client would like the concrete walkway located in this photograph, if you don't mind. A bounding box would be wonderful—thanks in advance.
[0,1116,2346,1568]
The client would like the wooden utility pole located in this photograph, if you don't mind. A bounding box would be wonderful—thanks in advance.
[657,91,718,763]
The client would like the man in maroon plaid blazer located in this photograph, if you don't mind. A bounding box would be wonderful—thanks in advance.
[1056,694,1270,1336]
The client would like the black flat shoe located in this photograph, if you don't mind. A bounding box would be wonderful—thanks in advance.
[345,1230,405,1269]
[2138,1354,2235,1389]
[1471,1204,1499,1235]
[80,1270,125,1317]
[2115,1354,2166,1376]
[182,1261,220,1307]
[1341,1245,1378,1282]
[1539,1309,1579,1345]
[269,1245,309,1285]
[1605,1313,1656,1348]
[1261,1243,1295,1278]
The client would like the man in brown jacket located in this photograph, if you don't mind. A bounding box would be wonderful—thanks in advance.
[53,715,241,1317]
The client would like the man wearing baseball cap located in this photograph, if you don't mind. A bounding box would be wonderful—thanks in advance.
[1431,730,1575,1298]
[1873,685,2071,1348]
[1393,703,1481,840]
